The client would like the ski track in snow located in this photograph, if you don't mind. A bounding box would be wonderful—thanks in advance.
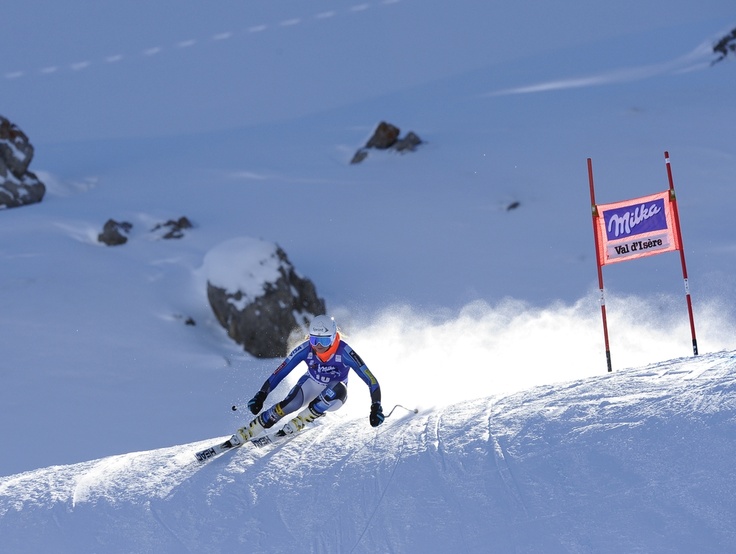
[486,41,717,97]
[2,1,403,80]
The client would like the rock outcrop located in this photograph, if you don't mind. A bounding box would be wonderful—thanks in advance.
[713,27,736,64]
[351,121,422,164]
[0,116,46,209]
[204,237,326,358]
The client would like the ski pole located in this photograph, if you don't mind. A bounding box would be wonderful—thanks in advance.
[385,404,419,418]
[233,403,418,417]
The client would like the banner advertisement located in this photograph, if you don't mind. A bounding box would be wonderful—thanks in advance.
[594,190,680,266]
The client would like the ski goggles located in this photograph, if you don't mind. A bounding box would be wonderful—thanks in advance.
[309,335,333,349]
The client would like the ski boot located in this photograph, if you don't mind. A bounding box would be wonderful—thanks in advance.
[278,406,324,436]
[236,414,268,443]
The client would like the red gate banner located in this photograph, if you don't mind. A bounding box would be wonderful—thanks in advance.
[593,190,680,266]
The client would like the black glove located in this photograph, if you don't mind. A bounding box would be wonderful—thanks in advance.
[248,390,267,415]
[369,402,384,427]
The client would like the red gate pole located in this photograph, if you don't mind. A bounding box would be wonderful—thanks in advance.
[664,151,698,355]
[588,158,613,372]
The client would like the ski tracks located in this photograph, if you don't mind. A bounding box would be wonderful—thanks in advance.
[3,1,407,81]
[489,424,530,522]
[349,419,412,553]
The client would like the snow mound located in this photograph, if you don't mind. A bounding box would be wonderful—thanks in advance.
[2,351,735,553]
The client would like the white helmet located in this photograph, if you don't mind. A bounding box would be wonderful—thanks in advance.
[309,315,337,350]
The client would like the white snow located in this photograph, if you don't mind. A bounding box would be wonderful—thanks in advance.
[1,1,736,552]
[202,237,283,298]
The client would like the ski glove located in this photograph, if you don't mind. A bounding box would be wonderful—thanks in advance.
[369,402,385,427]
[248,390,267,415]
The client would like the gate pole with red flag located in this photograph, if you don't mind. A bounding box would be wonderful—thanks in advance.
[664,151,699,355]
[587,158,613,372]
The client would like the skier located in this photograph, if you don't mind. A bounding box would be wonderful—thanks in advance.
[234,315,384,443]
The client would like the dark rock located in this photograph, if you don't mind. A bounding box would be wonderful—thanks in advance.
[394,131,423,153]
[350,149,369,165]
[98,219,133,246]
[0,117,33,175]
[206,238,326,358]
[152,216,193,239]
[713,27,736,64]
[351,121,423,164]
[0,116,46,209]
[173,314,196,326]
[366,121,401,149]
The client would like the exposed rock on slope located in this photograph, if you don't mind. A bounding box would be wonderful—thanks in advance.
[0,116,45,209]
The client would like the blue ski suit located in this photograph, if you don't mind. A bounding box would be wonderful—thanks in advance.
[253,335,381,429]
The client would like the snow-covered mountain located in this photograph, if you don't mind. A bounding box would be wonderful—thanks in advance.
[2,1,736,551]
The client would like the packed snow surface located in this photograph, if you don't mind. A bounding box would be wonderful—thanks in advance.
[2,352,736,552]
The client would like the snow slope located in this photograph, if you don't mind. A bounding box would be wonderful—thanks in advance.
[2,351,735,553]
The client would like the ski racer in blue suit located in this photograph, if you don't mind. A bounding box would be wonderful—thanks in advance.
[236,315,384,442]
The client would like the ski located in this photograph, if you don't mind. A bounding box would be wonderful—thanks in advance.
[194,437,238,462]
[195,403,418,462]
[194,429,290,462]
